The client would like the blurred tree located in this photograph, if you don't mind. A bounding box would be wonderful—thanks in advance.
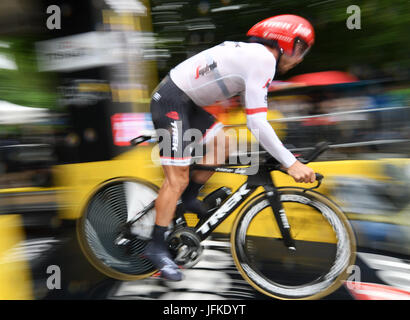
[151,0,410,81]
[0,0,57,110]
[0,37,57,109]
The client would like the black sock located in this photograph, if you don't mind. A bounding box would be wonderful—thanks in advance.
[181,181,209,216]
[151,224,168,246]
[181,181,204,204]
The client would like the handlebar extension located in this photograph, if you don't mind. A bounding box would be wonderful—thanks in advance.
[130,135,152,146]
[298,142,330,164]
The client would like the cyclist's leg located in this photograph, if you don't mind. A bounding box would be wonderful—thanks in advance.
[192,126,230,183]
[144,164,188,281]
[155,165,189,227]
[181,105,228,213]
[146,75,193,280]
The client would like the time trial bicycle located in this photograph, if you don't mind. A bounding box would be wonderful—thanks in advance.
[77,136,356,300]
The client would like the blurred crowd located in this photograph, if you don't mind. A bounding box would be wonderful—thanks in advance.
[0,0,408,228]
[0,1,408,187]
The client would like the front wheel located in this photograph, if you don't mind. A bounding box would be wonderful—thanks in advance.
[231,187,356,300]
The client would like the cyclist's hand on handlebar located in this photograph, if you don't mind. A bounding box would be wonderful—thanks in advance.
[285,160,316,183]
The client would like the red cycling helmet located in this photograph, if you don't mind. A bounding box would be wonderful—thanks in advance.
[247,14,315,57]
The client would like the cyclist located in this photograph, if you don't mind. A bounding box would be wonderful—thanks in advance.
[145,14,317,280]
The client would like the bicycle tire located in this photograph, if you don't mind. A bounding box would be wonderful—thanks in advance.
[231,187,356,300]
[77,177,159,281]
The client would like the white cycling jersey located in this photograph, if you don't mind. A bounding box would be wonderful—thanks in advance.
[170,41,297,168]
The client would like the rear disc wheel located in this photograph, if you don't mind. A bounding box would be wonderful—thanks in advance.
[77,178,159,280]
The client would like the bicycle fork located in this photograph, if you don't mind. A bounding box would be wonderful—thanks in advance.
[264,185,296,251]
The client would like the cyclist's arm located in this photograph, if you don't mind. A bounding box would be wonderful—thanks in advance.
[245,82,315,182]
[246,108,297,169]
[243,53,297,169]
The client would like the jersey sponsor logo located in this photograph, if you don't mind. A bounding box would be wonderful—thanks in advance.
[195,61,218,79]
[171,120,179,152]
[166,111,179,120]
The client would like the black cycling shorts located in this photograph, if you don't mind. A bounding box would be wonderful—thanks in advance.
[150,75,223,166]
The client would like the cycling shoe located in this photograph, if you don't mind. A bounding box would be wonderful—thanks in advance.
[144,241,183,281]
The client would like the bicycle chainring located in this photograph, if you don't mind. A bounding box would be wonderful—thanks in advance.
[166,227,203,268]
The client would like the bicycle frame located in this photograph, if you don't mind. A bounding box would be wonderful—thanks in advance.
[179,162,296,249]
[128,136,328,250]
